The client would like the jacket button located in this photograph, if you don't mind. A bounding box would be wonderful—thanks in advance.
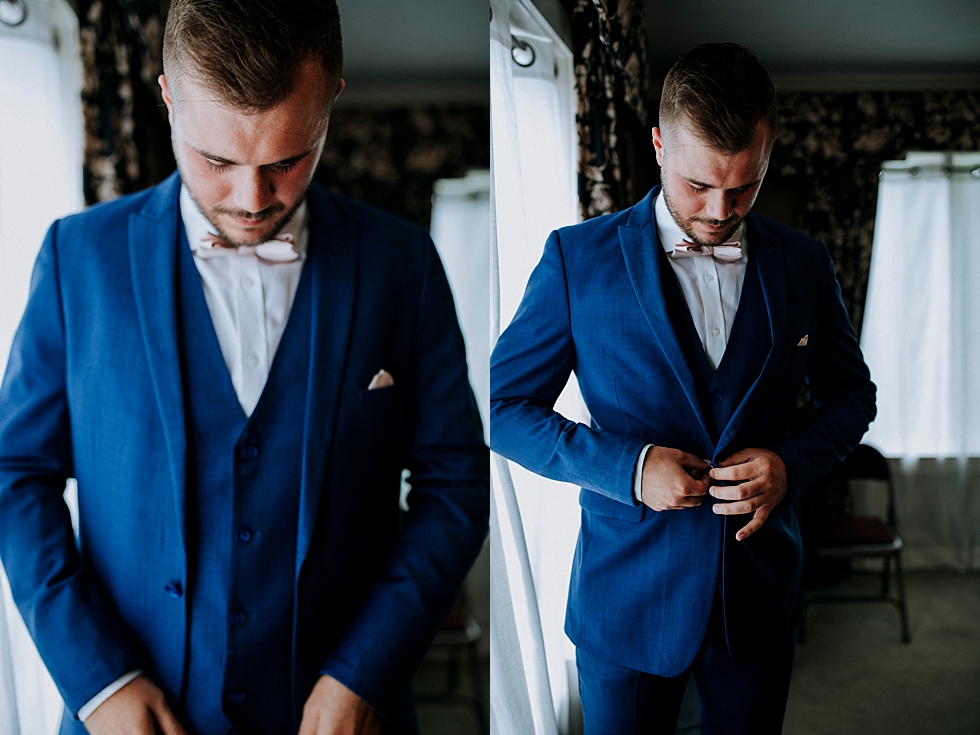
[163,581,182,598]
[228,689,245,705]
[235,528,253,543]
[229,608,247,626]
[240,444,259,460]
[711,391,724,403]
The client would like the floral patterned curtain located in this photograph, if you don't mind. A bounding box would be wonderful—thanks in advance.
[315,105,490,230]
[560,0,654,219]
[771,90,980,334]
[79,0,173,204]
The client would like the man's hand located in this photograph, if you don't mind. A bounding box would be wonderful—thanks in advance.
[640,445,712,511]
[84,674,187,735]
[298,675,382,735]
[708,448,788,541]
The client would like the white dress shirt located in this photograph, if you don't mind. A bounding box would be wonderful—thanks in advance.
[78,187,309,720]
[181,185,309,416]
[633,192,750,502]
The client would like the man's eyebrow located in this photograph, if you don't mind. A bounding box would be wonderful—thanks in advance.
[191,147,315,167]
[683,176,761,190]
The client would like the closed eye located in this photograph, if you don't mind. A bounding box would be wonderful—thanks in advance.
[267,161,298,174]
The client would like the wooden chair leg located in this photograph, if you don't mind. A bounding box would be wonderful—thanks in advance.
[798,598,807,644]
[894,552,912,644]
[467,640,489,735]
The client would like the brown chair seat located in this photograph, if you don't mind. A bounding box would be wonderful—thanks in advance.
[817,516,897,547]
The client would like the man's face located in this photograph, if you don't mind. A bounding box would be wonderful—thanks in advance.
[652,119,771,247]
[159,62,343,247]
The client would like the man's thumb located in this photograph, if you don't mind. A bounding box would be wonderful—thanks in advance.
[153,703,189,735]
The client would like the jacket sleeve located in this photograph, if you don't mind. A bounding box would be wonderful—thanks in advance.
[489,229,646,507]
[0,222,143,717]
[766,243,877,506]
[317,234,489,721]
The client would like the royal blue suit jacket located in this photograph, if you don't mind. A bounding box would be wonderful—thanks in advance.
[490,187,875,675]
[0,172,489,724]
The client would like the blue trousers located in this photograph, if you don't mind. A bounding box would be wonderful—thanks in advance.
[576,596,795,735]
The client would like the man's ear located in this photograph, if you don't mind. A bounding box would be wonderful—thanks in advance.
[651,126,666,167]
[333,78,345,105]
[159,74,175,126]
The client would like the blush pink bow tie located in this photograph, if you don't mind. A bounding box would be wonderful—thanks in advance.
[195,232,300,263]
[671,240,743,263]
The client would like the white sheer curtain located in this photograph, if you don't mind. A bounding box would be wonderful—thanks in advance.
[429,170,492,648]
[0,0,85,731]
[490,0,584,732]
[861,152,980,570]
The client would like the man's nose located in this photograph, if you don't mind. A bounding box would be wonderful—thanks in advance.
[704,191,733,222]
[233,167,275,214]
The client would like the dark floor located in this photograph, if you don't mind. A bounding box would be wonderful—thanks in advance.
[675,570,980,735]
[415,651,490,735]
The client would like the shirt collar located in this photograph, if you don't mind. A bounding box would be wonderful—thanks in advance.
[179,184,309,258]
[653,189,748,258]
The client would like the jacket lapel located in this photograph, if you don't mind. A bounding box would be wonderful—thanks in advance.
[295,184,358,577]
[128,172,188,555]
[715,212,789,456]
[619,187,713,449]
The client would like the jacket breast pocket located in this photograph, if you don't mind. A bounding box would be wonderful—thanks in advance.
[357,384,399,406]
[579,487,645,523]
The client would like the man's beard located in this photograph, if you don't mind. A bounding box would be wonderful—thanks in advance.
[661,175,744,248]
[183,176,305,249]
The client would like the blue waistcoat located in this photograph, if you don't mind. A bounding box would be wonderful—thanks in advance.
[658,244,772,447]
[176,226,310,733]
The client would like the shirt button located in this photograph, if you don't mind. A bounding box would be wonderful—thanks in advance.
[241,276,255,288]
[228,689,246,705]
[711,391,724,403]
[229,609,247,626]
[246,354,259,367]
[163,581,182,598]
[241,444,259,460]
[235,528,253,544]
[711,327,721,336]
[704,273,714,282]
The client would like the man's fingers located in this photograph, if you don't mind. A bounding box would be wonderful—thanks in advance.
[709,461,758,483]
[708,480,761,501]
[678,452,711,470]
[716,448,755,467]
[679,477,710,497]
[735,507,771,541]
[151,701,189,735]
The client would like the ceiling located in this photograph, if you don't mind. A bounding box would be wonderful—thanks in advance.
[643,0,980,77]
[336,0,487,82]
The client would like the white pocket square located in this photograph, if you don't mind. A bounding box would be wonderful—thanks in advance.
[367,369,395,390]
[796,335,809,347]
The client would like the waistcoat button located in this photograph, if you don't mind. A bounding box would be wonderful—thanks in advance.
[711,391,724,403]
[229,608,247,626]
[163,581,182,598]
[235,527,253,543]
[228,689,245,705]
[240,444,259,460]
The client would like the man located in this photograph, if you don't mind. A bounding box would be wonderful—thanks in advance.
[490,43,875,734]
[0,1,488,733]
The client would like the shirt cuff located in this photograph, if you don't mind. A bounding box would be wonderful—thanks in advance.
[633,444,653,503]
[77,669,143,721]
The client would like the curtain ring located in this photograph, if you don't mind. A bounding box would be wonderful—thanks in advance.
[0,0,28,27]
[511,36,535,68]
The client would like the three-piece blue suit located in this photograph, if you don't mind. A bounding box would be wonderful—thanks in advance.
[490,187,875,717]
[0,172,489,733]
